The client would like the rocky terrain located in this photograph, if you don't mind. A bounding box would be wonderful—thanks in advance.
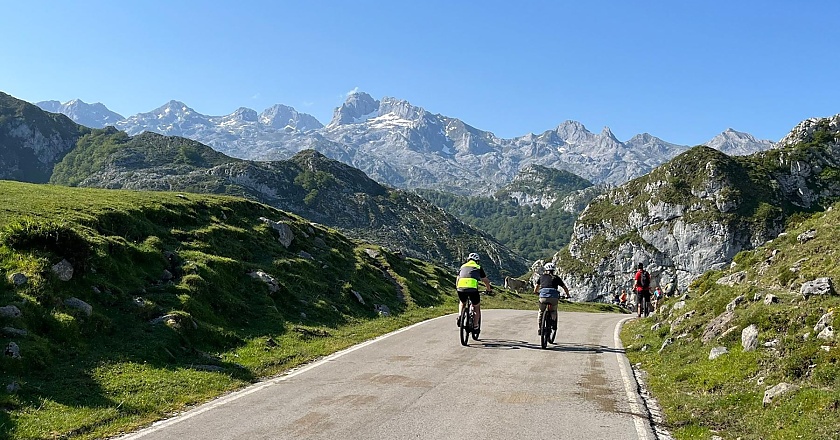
[552,114,840,302]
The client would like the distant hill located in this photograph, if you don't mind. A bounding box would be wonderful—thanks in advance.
[48,129,527,279]
[0,92,89,182]
[417,165,597,262]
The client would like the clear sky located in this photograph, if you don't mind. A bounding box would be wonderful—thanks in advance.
[2,0,838,145]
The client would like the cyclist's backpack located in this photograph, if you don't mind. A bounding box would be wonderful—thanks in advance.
[639,270,650,290]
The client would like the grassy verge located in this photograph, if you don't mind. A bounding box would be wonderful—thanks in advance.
[621,204,840,439]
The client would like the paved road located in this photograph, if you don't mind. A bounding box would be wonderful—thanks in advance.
[120,310,654,440]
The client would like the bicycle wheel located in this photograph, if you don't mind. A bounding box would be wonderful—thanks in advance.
[540,311,549,349]
[548,313,557,344]
[459,307,470,346]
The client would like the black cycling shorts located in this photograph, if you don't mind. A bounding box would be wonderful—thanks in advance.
[635,290,651,303]
[457,289,481,305]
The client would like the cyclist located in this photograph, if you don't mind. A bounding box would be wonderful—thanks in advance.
[533,262,569,335]
[456,252,492,335]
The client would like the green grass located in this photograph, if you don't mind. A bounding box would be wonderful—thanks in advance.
[622,203,840,439]
[0,180,617,439]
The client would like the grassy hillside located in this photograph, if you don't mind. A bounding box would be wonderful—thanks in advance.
[0,180,547,439]
[621,202,840,439]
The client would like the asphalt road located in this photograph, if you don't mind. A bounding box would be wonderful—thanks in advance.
[119,309,655,440]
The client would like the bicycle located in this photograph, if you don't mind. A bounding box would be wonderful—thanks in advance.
[540,302,557,349]
[458,296,480,346]
[637,291,651,318]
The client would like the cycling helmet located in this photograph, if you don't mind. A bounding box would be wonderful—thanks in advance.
[468,252,480,262]
[543,262,556,272]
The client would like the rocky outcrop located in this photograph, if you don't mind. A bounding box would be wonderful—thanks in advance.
[553,114,840,302]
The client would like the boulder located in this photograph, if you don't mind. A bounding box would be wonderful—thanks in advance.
[52,259,74,281]
[797,229,817,243]
[161,269,174,281]
[709,346,728,360]
[670,310,695,334]
[801,277,834,298]
[4,342,21,359]
[8,273,27,286]
[725,295,745,312]
[717,271,747,286]
[672,300,687,311]
[260,217,294,248]
[6,382,21,393]
[658,337,674,353]
[0,305,22,318]
[764,294,779,305]
[374,304,391,316]
[763,382,798,406]
[814,311,834,333]
[650,322,662,331]
[702,310,735,343]
[248,271,280,293]
[1,327,27,337]
[364,248,380,259]
[63,297,93,316]
[298,251,314,260]
[742,324,759,351]
[817,326,834,340]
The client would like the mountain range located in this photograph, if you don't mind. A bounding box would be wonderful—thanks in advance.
[36,94,776,195]
[1,91,527,279]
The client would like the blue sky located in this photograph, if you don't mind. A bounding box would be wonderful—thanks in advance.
[2,0,838,145]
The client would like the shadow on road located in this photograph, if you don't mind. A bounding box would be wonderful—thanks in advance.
[469,338,625,354]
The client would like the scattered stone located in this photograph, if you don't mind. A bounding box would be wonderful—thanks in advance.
[718,326,739,341]
[764,294,779,305]
[742,324,759,351]
[132,297,146,307]
[351,290,365,305]
[634,334,644,340]
[650,322,662,331]
[641,345,649,352]
[679,293,690,301]
[756,376,765,385]
[814,311,834,333]
[672,300,687,311]
[300,312,307,319]
[161,269,174,281]
[64,297,93,316]
[374,304,391,316]
[313,237,327,248]
[726,295,745,312]
[298,251,313,260]
[364,248,380,259]
[801,277,834,298]
[259,217,294,248]
[670,310,695,333]
[9,272,27,286]
[658,338,674,353]
[293,327,329,337]
[149,314,178,326]
[265,337,279,348]
[797,229,817,244]
[817,326,834,340]
[92,286,101,294]
[4,342,21,359]
[307,225,315,235]
[248,271,280,293]
[702,310,735,343]
[176,194,188,199]
[717,271,747,286]
[803,332,811,341]
[821,346,831,352]
[6,382,21,393]
[709,346,728,360]
[763,339,779,348]
[1,327,27,337]
[0,305,22,318]
[763,382,798,406]
[51,259,74,281]
[753,292,763,302]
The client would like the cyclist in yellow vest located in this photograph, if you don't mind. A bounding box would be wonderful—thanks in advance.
[456,253,493,334]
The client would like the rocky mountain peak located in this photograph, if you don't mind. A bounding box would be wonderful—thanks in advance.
[601,126,618,142]
[35,98,125,129]
[777,114,840,149]
[705,128,776,156]
[259,104,323,131]
[328,92,380,127]
[230,107,258,122]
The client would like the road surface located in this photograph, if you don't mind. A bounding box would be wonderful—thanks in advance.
[120,309,654,440]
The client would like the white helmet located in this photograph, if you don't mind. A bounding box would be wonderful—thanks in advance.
[468,252,480,262]
[543,262,556,272]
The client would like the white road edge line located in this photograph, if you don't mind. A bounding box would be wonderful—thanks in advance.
[614,317,653,440]
[117,315,446,439]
